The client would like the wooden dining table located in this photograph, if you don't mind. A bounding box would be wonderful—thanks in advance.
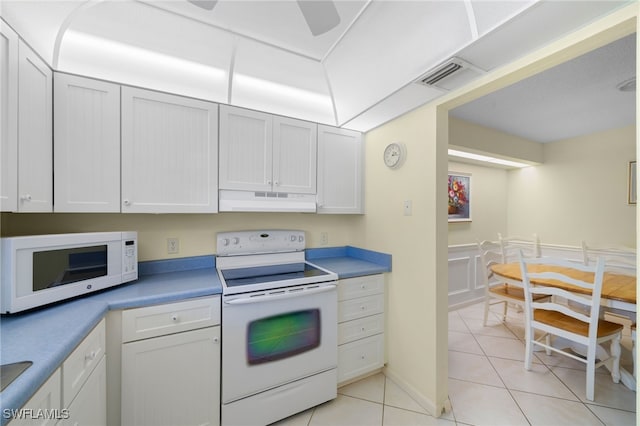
[490,262,637,313]
[490,262,637,391]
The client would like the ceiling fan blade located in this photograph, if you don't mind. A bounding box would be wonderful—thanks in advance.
[297,0,341,36]
[187,0,218,11]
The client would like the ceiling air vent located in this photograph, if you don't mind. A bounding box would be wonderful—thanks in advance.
[417,57,484,91]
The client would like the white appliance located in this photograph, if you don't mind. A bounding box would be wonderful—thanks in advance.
[216,230,338,426]
[218,189,317,212]
[1,232,137,314]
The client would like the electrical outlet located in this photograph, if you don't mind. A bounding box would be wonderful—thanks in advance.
[320,232,329,246]
[167,238,179,254]
[403,200,412,216]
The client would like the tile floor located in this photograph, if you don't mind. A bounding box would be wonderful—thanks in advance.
[273,302,636,425]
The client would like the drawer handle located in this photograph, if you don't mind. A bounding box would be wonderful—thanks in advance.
[360,354,366,360]
[361,327,366,332]
[213,337,219,344]
[85,350,98,362]
[360,306,366,310]
[361,284,366,289]
[172,314,179,322]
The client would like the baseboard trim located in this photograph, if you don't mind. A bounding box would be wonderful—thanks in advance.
[382,366,450,418]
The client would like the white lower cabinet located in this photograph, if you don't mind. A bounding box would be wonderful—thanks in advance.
[8,319,105,426]
[57,357,106,426]
[120,296,221,426]
[9,369,61,426]
[337,275,385,385]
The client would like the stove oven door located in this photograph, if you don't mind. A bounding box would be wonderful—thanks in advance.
[221,283,337,404]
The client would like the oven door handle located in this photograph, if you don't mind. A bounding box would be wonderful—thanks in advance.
[224,284,337,305]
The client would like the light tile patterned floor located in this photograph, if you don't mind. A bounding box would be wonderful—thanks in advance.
[273,302,637,425]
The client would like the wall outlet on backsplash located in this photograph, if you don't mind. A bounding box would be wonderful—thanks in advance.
[167,238,180,254]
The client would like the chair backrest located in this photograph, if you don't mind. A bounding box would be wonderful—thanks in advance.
[498,233,541,262]
[581,241,636,276]
[477,240,503,292]
[519,252,605,343]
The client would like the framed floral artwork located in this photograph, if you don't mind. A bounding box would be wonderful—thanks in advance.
[448,172,471,222]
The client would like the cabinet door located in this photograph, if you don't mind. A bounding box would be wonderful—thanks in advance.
[273,117,317,194]
[121,87,218,213]
[0,21,18,212]
[317,125,363,214]
[10,369,61,426]
[17,39,52,212]
[219,105,272,191]
[121,326,221,426]
[54,73,120,212]
[58,356,107,426]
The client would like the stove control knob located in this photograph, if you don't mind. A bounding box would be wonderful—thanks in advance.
[298,236,304,242]
[232,237,240,245]
[222,238,230,246]
[290,235,296,242]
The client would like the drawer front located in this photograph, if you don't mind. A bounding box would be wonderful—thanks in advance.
[62,319,106,408]
[338,314,384,345]
[338,275,384,301]
[338,334,384,384]
[11,369,61,426]
[338,294,384,323]
[122,296,221,343]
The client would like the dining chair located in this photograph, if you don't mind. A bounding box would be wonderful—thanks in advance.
[582,241,636,273]
[498,233,541,262]
[477,240,549,326]
[519,253,623,401]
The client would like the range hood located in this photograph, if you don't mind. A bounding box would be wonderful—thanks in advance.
[219,190,317,213]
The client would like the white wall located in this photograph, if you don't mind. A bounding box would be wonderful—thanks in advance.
[0,213,362,261]
[508,125,636,247]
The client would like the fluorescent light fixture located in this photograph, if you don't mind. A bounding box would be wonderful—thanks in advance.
[448,149,532,168]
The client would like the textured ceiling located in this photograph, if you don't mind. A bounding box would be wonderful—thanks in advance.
[450,33,637,143]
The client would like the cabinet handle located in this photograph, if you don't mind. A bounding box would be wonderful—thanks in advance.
[20,194,32,202]
[213,337,219,344]
[171,314,179,322]
[360,354,366,360]
[266,180,272,185]
[123,199,131,206]
[274,181,279,186]
[361,327,366,332]
[360,306,366,310]
[361,284,366,289]
[85,350,97,362]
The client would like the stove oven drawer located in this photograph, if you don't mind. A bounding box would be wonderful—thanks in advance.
[122,296,221,343]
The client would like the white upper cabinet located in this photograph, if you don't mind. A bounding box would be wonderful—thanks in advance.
[0,21,18,212]
[121,87,219,213]
[317,125,363,214]
[219,106,272,192]
[273,116,317,194]
[17,39,53,212]
[54,73,121,212]
[219,105,317,194]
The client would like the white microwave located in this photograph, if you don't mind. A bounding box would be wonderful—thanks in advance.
[1,232,137,314]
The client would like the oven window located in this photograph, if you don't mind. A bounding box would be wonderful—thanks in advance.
[247,309,321,365]
[32,245,108,292]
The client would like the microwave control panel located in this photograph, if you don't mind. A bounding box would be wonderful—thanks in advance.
[122,232,138,280]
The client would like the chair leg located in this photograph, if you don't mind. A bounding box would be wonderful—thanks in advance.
[610,333,621,384]
[632,327,637,380]
[586,353,596,402]
[545,334,552,356]
[524,327,533,371]
[502,301,508,321]
[483,298,490,326]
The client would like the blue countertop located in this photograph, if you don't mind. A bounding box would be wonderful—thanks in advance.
[0,247,390,421]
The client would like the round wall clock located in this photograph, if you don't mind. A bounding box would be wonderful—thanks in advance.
[383,142,406,169]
